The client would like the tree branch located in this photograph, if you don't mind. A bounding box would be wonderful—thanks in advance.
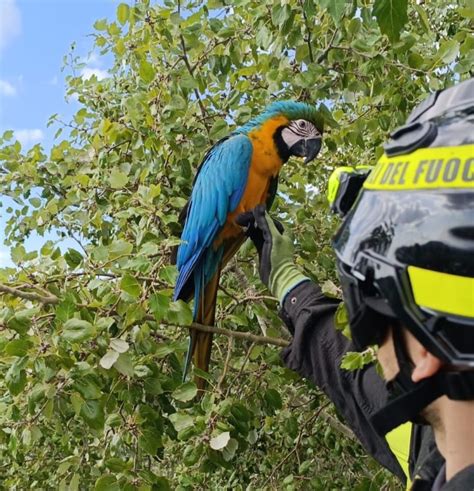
[149,316,289,348]
[0,283,59,305]
[299,0,314,63]
[0,281,288,347]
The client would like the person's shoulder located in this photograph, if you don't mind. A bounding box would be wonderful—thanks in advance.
[442,465,474,491]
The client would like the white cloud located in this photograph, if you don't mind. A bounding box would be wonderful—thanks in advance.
[84,52,100,65]
[0,79,16,96]
[80,67,108,81]
[79,50,108,81]
[0,0,21,53]
[0,249,12,268]
[14,129,44,146]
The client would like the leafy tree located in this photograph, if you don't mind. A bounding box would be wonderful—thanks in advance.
[0,0,471,488]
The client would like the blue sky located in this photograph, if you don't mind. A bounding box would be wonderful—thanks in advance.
[0,0,121,267]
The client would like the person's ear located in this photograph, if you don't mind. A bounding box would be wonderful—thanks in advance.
[411,349,442,383]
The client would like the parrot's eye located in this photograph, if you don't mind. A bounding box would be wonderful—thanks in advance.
[299,121,306,129]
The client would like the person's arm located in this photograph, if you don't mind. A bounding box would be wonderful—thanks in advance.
[237,205,406,481]
[280,280,406,480]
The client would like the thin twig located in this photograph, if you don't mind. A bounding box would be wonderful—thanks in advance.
[264,401,331,487]
[226,341,256,398]
[178,34,209,131]
[320,411,356,442]
[299,0,314,63]
[316,27,339,64]
[217,337,233,393]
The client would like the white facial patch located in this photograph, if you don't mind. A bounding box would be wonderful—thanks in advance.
[281,119,320,148]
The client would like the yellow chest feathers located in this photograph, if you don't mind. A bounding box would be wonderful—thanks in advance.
[248,115,288,177]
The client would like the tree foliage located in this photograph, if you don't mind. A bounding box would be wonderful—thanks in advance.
[0,0,472,488]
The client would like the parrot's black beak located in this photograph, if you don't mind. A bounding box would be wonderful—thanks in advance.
[290,137,322,164]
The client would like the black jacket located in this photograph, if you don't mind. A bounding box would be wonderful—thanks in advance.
[279,281,474,490]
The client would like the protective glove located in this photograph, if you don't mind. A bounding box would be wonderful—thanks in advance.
[236,204,309,303]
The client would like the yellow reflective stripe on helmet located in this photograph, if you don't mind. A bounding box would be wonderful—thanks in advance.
[385,422,412,488]
[327,166,352,205]
[408,266,474,318]
[364,145,474,191]
[327,165,373,204]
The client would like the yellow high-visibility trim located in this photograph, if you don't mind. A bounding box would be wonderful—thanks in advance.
[327,166,353,205]
[408,266,474,318]
[385,422,412,489]
[364,145,474,191]
[327,165,373,204]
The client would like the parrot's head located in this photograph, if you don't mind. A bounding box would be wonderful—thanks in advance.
[237,100,323,164]
[279,117,322,164]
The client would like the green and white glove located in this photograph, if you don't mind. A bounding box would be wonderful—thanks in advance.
[236,204,309,303]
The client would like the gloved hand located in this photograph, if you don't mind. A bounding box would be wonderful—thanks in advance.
[236,204,309,303]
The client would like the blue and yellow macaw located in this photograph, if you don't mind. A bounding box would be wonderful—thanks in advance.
[174,101,323,388]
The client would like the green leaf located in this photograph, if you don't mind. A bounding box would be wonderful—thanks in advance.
[321,280,341,299]
[99,349,119,369]
[71,392,84,415]
[104,458,131,472]
[209,119,228,140]
[29,197,42,208]
[7,310,34,335]
[73,376,102,400]
[62,319,95,343]
[109,240,133,259]
[149,292,170,322]
[373,0,408,42]
[436,39,460,64]
[139,59,155,84]
[167,300,193,326]
[113,353,134,377]
[70,473,80,491]
[408,52,424,69]
[413,4,430,32]
[3,129,14,140]
[11,244,26,263]
[222,438,238,461]
[64,248,83,269]
[341,351,365,370]
[56,297,76,322]
[172,382,198,402]
[109,168,129,189]
[5,339,32,356]
[319,0,346,22]
[159,265,177,284]
[80,400,104,430]
[117,3,129,25]
[94,19,108,30]
[210,431,230,450]
[110,338,129,353]
[151,477,171,491]
[334,303,350,339]
[264,388,282,410]
[169,413,194,432]
[120,273,141,298]
[139,428,163,455]
[6,361,27,395]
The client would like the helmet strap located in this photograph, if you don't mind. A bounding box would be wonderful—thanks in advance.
[370,326,474,436]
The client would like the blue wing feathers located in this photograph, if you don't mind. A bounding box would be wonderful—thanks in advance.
[174,134,253,308]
